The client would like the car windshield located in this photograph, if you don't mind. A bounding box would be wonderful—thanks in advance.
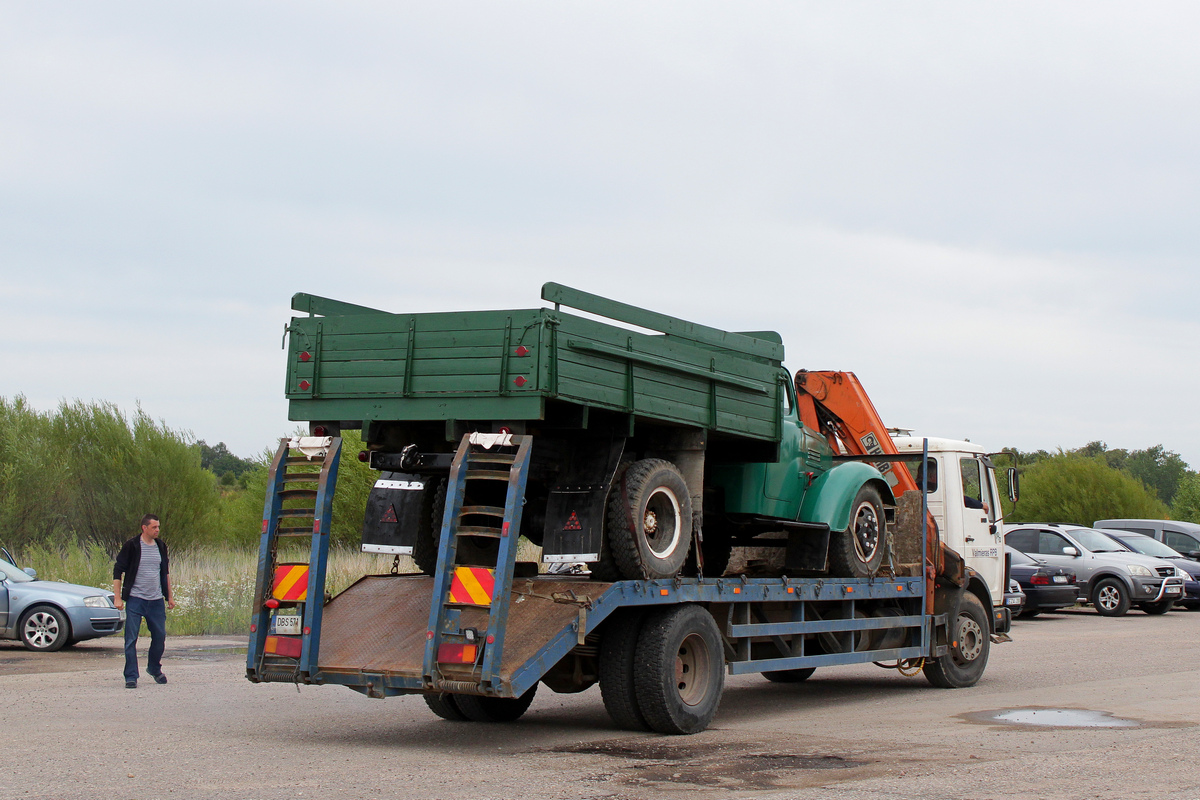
[1072,528,1132,553]
[1007,547,1037,566]
[0,557,34,583]
[1104,531,1181,558]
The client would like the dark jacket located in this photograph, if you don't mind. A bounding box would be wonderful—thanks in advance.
[113,536,170,601]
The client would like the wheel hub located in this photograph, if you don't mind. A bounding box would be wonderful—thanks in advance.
[852,502,880,560]
[675,633,712,707]
[955,614,984,663]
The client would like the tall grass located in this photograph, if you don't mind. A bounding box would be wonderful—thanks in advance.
[14,542,414,636]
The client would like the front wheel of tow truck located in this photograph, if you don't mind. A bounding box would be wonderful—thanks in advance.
[633,605,724,734]
[607,459,693,580]
[827,485,887,579]
[424,692,468,721]
[923,593,990,689]
[453,684,539,723]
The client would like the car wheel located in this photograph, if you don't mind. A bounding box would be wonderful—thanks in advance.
[1138,599,1174,615]
[633,604,724,734]
[923,593,990,689]
[20,605,71,652]
[763,667,816,683]
[607,459,693,580]
[1019,608,1040,619]
[828,485,887,578]
[1093,578,1131,617]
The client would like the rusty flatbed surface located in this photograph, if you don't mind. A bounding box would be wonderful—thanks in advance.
[317,575,606,681]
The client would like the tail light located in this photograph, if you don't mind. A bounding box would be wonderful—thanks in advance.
[1030,573,1051,586]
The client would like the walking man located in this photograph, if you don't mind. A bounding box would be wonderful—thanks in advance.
[113,514,175,688]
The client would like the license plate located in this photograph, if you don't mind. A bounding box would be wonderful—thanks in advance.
[1165,587,1182,595]
[274,615,302,635]
[1053,575,1068,583]
[1006,597,1022,606]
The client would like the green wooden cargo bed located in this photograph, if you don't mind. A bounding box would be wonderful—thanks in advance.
[286,283,787,448]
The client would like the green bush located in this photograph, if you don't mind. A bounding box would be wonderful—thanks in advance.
[1009,454,1169,526]
[0,397,219,552]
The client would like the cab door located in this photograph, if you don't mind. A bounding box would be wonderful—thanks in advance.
[760,373,806,518]
[959,455,1004,598]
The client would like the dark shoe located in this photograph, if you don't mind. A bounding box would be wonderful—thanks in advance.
[151,673,167,685]
[125,681,137,689]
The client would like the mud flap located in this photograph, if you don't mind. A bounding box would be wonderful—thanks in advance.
[541,438,625,563]
[361,472,428,554]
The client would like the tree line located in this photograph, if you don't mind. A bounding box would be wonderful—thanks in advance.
[2,396,1198,555]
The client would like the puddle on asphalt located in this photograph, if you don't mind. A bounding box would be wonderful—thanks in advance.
[968,708,1139,728]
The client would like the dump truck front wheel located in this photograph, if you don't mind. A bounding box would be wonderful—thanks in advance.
[828,484,886,579]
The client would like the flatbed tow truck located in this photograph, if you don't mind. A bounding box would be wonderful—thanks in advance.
[247,284,1012,733]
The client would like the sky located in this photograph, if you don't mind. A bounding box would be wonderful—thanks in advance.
[3,2,1199,465]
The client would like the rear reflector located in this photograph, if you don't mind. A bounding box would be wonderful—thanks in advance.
[264,635,303,659]
[437,643,478,664]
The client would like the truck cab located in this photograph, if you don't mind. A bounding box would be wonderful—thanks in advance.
[892,436,1007,604]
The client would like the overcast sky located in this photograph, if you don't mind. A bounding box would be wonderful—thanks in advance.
[3,2,1199,466]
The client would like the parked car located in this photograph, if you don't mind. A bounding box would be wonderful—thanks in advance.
[1004,576,1026,617]
[0,550,124,651]
[1003,524,1186,616]
[1094,519,1200,562]
[1095,529,1200,610]
[1005,546,1079,617]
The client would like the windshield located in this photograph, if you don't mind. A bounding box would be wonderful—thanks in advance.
[1072,528,1132,553]
[0,557,34,583]
[1103,531,1181,558]
[1006,547,1037,566]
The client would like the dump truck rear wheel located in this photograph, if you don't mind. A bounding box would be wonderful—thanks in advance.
[454,684,538,723]
[923,593,989,689]
[607,459,692,580]
[413,477,445,575]
[762,667,815,683]
[424,692,468,721]
[599,608,651,731]
[828,485,886,579]
[633,604,724,734]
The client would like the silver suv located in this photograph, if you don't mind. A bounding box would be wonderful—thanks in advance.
[1004,524,1186,616]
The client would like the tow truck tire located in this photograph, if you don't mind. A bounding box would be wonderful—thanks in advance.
[633,604,724,734]
[828,485,886,579]
[763,667,816,683]
[424,692,468,721]
[607,459,692,580]
[923,593,989,689]
[1138,599,1174,615]
[1093,578,1131,617]
[454,684,538,723]
[598,608,651,731]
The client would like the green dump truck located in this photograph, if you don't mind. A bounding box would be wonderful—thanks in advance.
[247,283,1003,734]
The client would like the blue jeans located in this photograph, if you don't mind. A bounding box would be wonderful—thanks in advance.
[123,597,167,682]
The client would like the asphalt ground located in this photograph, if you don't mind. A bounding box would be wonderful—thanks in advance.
[3,605,1198,800]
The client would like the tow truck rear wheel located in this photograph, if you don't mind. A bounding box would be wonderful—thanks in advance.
[599,608,651,731]
[454,684,538,723]
[633,604,724,734]
[828,485,887,579]
[424,692,468,721]
[763,667,816,683]
[607,459,693,580]
[923,593,989,689]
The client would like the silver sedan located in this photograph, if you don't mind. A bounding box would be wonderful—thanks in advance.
[1,552,124,651]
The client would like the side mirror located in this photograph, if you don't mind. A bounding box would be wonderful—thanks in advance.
[1007,468,1020,503]
[23,567,37,579]
[1062,547,1079,557]
[1188,550,1200,561]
